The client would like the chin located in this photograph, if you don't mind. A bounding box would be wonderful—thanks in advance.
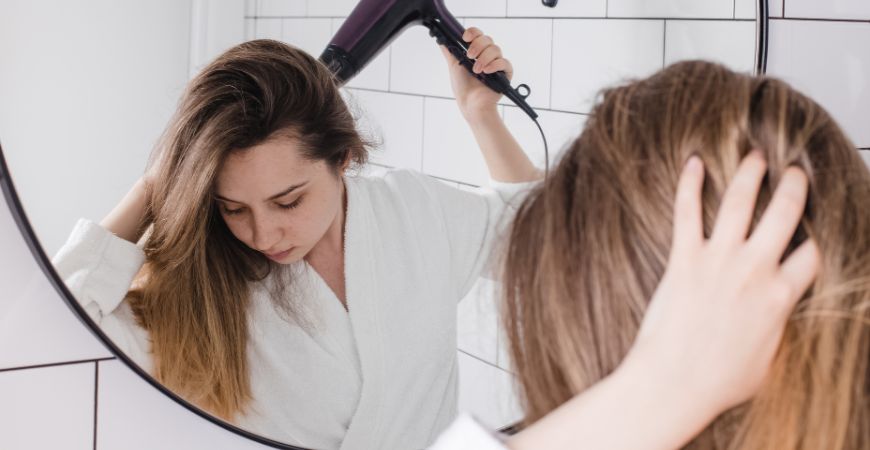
[273,246,308,265]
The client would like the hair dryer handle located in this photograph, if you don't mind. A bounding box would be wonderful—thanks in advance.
[426,21,538,119]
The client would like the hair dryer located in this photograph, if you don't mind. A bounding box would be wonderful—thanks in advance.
[319,0,556,121]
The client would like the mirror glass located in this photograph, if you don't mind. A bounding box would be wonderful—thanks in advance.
[0,0,762,448]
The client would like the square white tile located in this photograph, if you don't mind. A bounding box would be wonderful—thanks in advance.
[785,0,870,20]
[767,20,870,148]
[308,0,359,17]
[503,106,587,170]
[0,363,95,450]
[389,25,456,99]
[97,360,266,449]
[282,18,333,58]
[422,98,493,186]
[608,0,735,18]
[345,89,425,171]
[508,0,607,17]
[551,19,665,113]
[256,0,305,17]
[254,18,282,40]
[446,0,508,17]
[665,20,757,73]
[245,18,256,41]
[467,18,554,109]
[457,351,524,429]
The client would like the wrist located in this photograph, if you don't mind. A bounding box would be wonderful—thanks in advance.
[461,104,500,124]
[614,348,721,445]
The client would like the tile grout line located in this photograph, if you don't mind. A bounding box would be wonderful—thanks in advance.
[769,16,870,23]
[662,20,668,67]
[0,357,116,374]
[548,18,555,109]
[93,361,99,450]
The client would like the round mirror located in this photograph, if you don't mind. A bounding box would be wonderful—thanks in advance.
[0,1,769,448]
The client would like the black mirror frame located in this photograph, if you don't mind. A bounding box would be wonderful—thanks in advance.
[0,2,768,447]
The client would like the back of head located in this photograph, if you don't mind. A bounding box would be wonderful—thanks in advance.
[503,61,870,449]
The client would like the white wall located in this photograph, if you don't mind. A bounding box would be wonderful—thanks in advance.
[0,0,193,256]
[1,0,869,449]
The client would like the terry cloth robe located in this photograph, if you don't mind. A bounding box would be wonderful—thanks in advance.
[52,168,533,450]
[429,413,508,449]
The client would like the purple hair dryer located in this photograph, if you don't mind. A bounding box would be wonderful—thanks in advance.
[319,0,556,120]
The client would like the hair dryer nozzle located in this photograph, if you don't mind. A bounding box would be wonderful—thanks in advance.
[320,45,357,86]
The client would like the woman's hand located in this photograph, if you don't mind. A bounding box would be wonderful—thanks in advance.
[622,151,820,431]
[508,151,820,450]
[441,27,512,121]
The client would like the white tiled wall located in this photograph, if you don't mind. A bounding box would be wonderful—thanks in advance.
[768,19,870,148]
[2,0,869,449]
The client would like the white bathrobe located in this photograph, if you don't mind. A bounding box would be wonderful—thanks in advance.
[53,168,531,450]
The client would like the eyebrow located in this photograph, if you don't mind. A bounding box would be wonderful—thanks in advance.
[215,181,308,204]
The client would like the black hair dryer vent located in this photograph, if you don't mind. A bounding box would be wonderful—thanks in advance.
[319,0,556,121]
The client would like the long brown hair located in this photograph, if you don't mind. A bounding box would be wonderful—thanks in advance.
[128,40,369,420]
[504,61,870,449]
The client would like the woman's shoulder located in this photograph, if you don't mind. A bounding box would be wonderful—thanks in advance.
[351,166,429,186]
[347,166,447,202]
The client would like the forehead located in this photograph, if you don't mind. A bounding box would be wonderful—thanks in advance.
[214,136,320,200]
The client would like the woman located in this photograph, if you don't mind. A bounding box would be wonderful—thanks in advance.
[53,30,539,449]
[435,61,866,449]
[52,28,824,448]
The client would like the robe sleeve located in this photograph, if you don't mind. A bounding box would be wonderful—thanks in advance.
[52,218,146,321]
[52,219,153,368]
[397,170,536,299]
[428,413,508,450]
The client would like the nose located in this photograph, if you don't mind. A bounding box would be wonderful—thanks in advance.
[250,212,282,253]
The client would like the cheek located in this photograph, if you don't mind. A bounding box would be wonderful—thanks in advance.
[299,194,341,239]
[223,217,251,244]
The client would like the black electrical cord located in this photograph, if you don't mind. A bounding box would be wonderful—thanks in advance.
[532,116,549,179]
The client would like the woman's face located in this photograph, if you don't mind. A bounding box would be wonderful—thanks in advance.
[213,135,345,264]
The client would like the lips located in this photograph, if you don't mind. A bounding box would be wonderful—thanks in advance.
[264,248,292,261]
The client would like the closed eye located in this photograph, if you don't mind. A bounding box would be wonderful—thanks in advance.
[221,205,245,215]
[278,196,304,210]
